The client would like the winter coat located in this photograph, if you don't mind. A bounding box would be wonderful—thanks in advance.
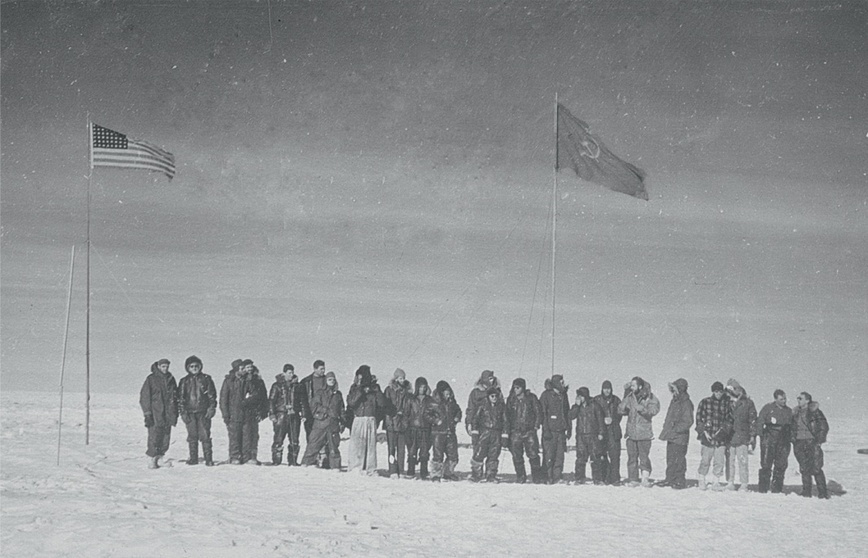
[696,395,733,447]
[618,380,660,441]
[569,401,604,437]
[659,390,694,446]
[300,372,327,421]
[429,392,463,435]
[346,382,389,419]
[310,383,345,433]
[473,397,507,432]
[219,371,245,423]
[594,392,623,440]
[384,379,413,432]
[243,371,269,422]
[729,393,758,447]
[791,402,829,444]
[408,394,434,429]
[539,388,571,437]
[269,373,304,418]
[757,401,793,438]
[506,390,541,435]
[140,364,179,427]
[465,378,504,431]
[177,372,217,417]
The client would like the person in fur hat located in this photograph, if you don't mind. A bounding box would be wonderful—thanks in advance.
[429,380,462,480]
[384,368,413,477]
[140,358,179,469]
[470,386,508,482]
[240,362,269,465]
[725,378,757,491]
[506,378,543,484]
[346,365,389,475]
[792,391,830,498]
[539,374,571,484]
[465,370,504,479]
[406,377,434,478]
[300,371,344,469]
[593,380,623,485]
[268,364,304,465]
[618,376,660,487]
[658,378,693,489]
[569,386,604,484]
[177,355,217,466]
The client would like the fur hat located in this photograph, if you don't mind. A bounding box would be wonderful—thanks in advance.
[157,358,170,366]
[393,368,406,381]
[231,359,244,371]
[726,378,744,396]
[631,376,645,391]
[241,359,254,367]
[184,355,202,370]
[480,370,495,387]
[325,371,336,381]
[486,386,499,397]
[550,374,565,392]
[415,376,429,393]
[576,386,591,400]
[512,378,527,390]
[712,381,725,393]
[435,380,452,396]
[670,378,688,394]
[601,380,613,391]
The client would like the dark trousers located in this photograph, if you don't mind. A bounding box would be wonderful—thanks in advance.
[272,414,301,464]
[794,439,827,498]
[510,430,542,483]
[242,417,260,462]
[598,434,622,485]
[431,431,458,464]
[758,431,790,493]
[574,433,600,481]
[407,427,431,474]
[625,439,652,481]
[386,431,407,475]
[301,422,341,467]
[473,428,502,479]
[146,425,172,457]
[184,414,212,444]
[665,442,689,486]
[542,430,567,483]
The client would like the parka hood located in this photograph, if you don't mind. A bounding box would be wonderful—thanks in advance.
[670,378,689,394]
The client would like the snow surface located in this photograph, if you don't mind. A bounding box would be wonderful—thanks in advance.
[1,390,865,557]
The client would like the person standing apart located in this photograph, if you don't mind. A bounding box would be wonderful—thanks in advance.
[177,355,217,466]
[657,378,693,489]
[756,389,793,494]
[725,379,757,491]
[140,358,179,469]
[593,380,623,485]
[792,391,830,499]
[618,376,660,487]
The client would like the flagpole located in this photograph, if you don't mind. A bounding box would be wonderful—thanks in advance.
[551,93,558,379]
[57,245,76,465]
[86,118,92,445]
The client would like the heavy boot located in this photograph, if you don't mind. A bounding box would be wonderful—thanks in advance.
[290,444,300,466]
[406,459,416,478]
[815,471,829,499]
[148,455,159,469]
[272,448,283,466]
[430,460,443,481]
[529,456,543,484]
[420,460,429,480]
[188,442,200,465]
[771,469,786,494]
[757,468,771,493]
[640,470,652,488]
[801,472,813,497]
[329,454,341,471]
[470,459,484,482]
[203,440,214,466]
[444,460,459,481]
[513,457,528,483]
[574,463,587,484]
[485,459,500,483]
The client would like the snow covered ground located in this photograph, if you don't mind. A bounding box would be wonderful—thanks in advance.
[1,390,864,557]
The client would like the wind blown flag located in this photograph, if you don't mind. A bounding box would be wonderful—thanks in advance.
[90,123,176,179]
[556,104,647,200]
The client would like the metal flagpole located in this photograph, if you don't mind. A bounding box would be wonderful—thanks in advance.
[551,93,559,379]
[57,245,76,465]
[86,118,93,445]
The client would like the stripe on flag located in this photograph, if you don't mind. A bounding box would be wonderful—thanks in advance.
[91,123,176,179]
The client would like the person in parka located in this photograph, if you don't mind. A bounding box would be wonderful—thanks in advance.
[657,378,693,489]
[792,392,830,499]
[384,368,413,477]
[177,355,217,466]
[406,376,434,478]
[240,363,269,465]
[539,374,571,484]
[140,358,179,469]
[429,380,462,481]
[756,389,793,493]
[725,378,757,491]
[219,359,246,464]
[593,380,623,485]
[569,386,604,484]
[506,378,543,484]
[471,386,508,482]
[618,376,660,487]
[346,365,389,475]
[300,371,345,469]
[269,364,304,465]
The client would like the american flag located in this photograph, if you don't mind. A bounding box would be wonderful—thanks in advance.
[90,123,176,179]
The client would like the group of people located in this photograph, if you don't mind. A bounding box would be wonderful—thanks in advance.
[139,358,831,498]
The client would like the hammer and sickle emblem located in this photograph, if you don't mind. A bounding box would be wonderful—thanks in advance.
[578,137,601,160]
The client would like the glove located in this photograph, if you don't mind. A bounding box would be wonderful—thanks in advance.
[206,408,216,420]
[181,414,191,424]
[144,415,154,428]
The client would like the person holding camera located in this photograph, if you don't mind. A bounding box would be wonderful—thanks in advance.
[618,376,660,487]
[346,365,389,475]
